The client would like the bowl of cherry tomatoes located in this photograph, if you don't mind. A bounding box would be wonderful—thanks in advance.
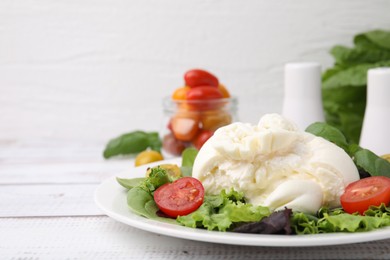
[161,69,238,156]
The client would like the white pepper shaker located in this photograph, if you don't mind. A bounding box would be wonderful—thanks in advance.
[359,67,390,156]
[282,62,325,130]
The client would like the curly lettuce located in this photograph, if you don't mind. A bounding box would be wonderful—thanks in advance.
[177,189,270,231]
[291,204,390,234]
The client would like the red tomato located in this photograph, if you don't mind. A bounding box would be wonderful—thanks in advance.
[184,69,219,88]
[186,86,224,111]
[340,176,390,215]
[192,130,214,150]
[186,86,223,100]
[154,177,205,218]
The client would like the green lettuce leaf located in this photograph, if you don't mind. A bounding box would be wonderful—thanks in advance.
[291,204,390,235]
[322,29,390,143]
[177,189,270,231]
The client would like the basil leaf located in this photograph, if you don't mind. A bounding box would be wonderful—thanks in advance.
[103,131,162,159]
[353,149,390,178]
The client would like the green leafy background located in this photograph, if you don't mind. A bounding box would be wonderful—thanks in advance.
[322,29,390,144]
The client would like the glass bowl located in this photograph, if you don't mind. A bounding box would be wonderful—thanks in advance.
[161,96,238,157]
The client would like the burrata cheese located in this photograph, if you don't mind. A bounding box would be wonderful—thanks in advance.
[192,113,360,214]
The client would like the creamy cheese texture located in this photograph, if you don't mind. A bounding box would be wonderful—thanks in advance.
[192,113,360,214]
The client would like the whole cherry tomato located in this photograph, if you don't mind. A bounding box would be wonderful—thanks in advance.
[162,133,187,156]
[186,86,223,100]
[218,84,231,98]
[171,112,200,141]
[340,176,390,215]
[134,150,164,166]
[192,130,214,150]
[184,69,219,88]
[154,177,205,218]
[200,109,232,131]
[186,86,223,110]
[172,86,190,100]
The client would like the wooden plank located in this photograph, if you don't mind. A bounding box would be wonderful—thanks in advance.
[0,161,133,184]
[0,184,103,217]
[0,139,105,163]
[1,216,390,259]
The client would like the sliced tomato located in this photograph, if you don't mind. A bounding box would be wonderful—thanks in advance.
[154,177,204,218]
[192,130,214,150]
[340,176,390,215]
[184,69,219,88]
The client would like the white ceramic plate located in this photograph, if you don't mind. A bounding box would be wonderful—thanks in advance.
[94,158,390,247]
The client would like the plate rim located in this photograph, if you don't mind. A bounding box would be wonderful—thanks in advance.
[94,158,390,247]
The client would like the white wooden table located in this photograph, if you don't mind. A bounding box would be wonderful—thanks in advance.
[1,139,390,259]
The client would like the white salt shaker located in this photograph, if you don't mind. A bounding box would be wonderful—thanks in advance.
[282,62,325,130]
[359,67,390,156]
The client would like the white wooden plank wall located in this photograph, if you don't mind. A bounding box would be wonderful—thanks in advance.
[1,0,390,143]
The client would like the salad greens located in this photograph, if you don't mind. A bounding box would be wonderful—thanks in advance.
[180,147,198,177]
[118,165,177,224]
[233,209,293,234]
[177,189,270,231]
[292,204,390,234]
[322,29,390,144]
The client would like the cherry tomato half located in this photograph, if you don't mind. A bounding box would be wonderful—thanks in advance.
[192,130,214,150]
[154,177,205,218]
[184,69,219,88]
[340,176,390,215]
